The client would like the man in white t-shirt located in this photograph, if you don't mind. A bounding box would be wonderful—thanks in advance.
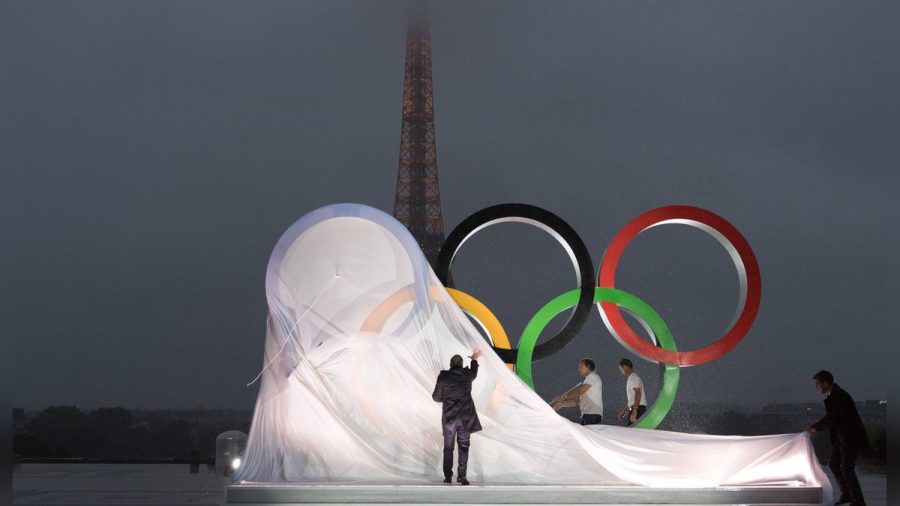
[550,358,603,425]
[617,358,648,426]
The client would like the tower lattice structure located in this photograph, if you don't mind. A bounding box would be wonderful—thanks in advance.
[392,0,446,267]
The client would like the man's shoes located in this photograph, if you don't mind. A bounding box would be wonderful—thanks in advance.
[443,477,452,484]
[834,495,851,505]
[457,476,469,486]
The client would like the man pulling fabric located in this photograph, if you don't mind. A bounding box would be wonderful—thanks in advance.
[432,348,483,485]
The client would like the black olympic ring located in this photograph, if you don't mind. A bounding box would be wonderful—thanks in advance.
[434,203,595,363]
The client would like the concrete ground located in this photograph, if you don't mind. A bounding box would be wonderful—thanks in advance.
[13,463,887,505]
[14,464,228,505]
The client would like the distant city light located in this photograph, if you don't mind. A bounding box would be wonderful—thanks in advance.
[232,458,241,469]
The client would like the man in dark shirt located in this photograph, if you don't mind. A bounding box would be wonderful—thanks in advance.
[432,348,482,485]
[806,370,869,506]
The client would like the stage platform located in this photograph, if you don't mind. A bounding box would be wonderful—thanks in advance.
[224,483,826,505]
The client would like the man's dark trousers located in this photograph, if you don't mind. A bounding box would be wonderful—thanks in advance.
[443,418,470,479]
[829,442,864,505]
[580,414,602,425]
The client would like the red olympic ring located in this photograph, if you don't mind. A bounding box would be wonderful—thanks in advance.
[597,206,761,366]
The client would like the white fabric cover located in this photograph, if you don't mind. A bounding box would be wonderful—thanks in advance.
[234,203,831,500]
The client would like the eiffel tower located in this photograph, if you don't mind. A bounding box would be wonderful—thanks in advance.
[392,0,447,268]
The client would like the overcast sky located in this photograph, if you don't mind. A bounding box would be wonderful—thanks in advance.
[7,1,887,413]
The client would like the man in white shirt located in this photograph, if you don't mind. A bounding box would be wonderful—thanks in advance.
[550,358,603,425]
[617,358,648,426]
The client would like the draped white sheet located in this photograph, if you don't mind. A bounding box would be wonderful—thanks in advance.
[234,203,831,501]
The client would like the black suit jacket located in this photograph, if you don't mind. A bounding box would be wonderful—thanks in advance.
[432,360,482,433]
[812,384,868,449]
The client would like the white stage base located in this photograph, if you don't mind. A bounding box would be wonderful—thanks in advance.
[224,483,825,505]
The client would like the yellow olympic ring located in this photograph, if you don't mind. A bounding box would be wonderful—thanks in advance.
[361,285,514,370]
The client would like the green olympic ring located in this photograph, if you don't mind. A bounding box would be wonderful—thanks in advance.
[515,287,680,429]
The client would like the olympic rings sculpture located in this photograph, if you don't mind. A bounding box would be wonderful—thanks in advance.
[434,204,761,429]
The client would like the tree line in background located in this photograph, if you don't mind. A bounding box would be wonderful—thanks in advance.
[13,406,250,460]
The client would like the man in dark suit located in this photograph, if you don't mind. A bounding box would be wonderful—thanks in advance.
[806,370,869,506]
[432,348,482,485]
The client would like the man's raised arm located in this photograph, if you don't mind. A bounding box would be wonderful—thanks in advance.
[468,349,483,379]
